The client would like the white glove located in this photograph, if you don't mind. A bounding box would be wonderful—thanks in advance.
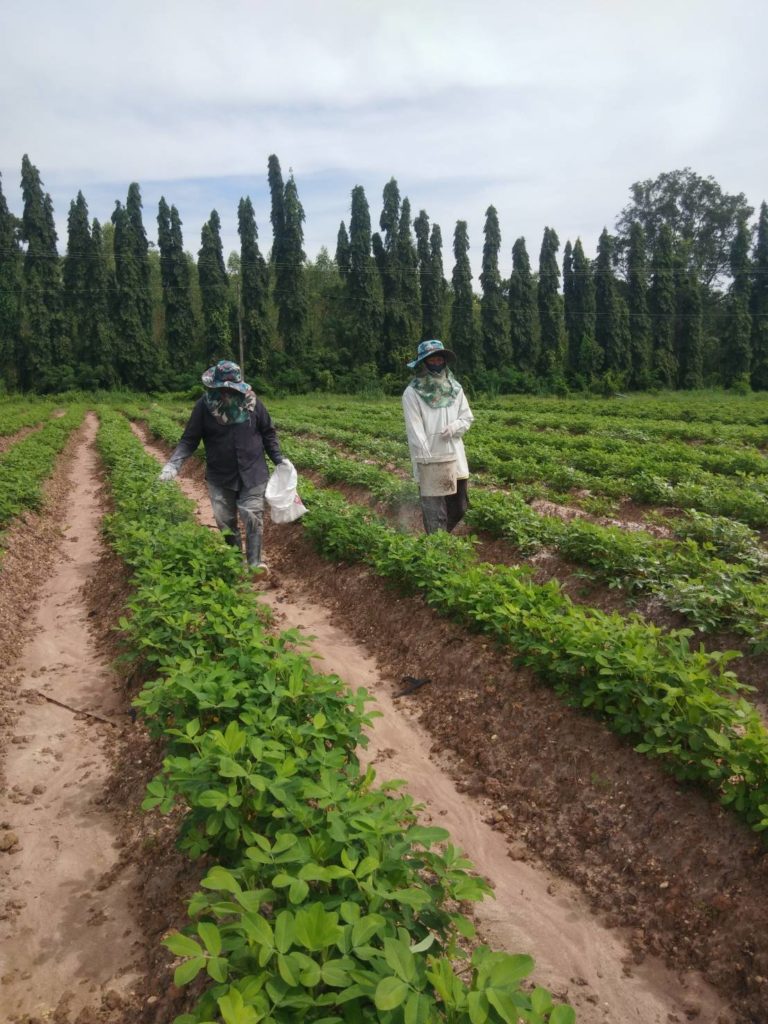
[440,423,454,440]
[158,463,177,482]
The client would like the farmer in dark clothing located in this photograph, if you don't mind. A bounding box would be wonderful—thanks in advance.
[158,360,285,570]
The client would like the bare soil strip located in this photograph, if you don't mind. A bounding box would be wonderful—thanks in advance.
[135,427,746,1024]
[0,416,142,1022]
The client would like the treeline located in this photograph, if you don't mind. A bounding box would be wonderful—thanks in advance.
[0,156,766,395]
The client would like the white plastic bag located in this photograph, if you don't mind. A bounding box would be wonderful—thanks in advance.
[265,459,308,524]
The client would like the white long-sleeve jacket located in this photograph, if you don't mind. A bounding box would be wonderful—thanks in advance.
[402,383,474,482]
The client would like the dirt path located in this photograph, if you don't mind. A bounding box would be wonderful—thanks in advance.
[135,428,734,1024]
[0,415,141,1022]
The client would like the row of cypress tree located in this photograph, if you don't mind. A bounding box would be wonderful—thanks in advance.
[1,154,766,394]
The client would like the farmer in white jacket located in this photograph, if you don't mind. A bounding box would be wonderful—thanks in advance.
[402,339,474,534]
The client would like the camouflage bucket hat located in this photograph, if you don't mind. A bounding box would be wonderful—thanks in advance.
[201,360,249,393]
[406,339,455,369]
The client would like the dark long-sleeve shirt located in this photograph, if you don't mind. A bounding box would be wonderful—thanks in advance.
[168,397,283,489]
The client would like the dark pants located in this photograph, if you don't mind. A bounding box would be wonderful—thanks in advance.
[420,478,469,534]
[206,479,267,566]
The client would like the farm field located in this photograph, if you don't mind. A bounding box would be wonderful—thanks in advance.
[1,390,768,1023]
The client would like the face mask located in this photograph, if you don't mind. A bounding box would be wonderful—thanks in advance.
[426,361,446,375]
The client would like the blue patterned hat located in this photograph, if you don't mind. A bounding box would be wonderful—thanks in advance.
[406,339,455,369]
[201,360,250,393]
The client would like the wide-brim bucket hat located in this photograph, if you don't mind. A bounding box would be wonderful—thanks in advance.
[201,359,250,393]
[406,339,456,369]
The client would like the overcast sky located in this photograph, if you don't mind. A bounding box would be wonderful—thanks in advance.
[1,0,765,281]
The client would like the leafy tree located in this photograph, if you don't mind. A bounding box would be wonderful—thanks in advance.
[537,227,564,377]
[342,185,381,366]
[562,241,576,371]
[64,193,114,386]
[335,221,350,276]
[448,220,479,373]
[429,222,447,339]
[112,182,156,389]
[625,222,652,389]
[198,210,232,363]
[675,258,703,389]
[276,174,308,359]
[594,229,629,380]
[81,219,116,386]
[414,210,440,341]
[480,205,509,366]
[372,178,416,373]
[397,198,421,348]
[157,198,198,372]
[571,239,601,384]
[750,201,768,390]
[508,237,537,373]
[0,172,23,389]
[238,196,271,376]
[648,225,677,387]
[723,213,752,386]
[267,154,285,267]
[19,155,70,391]
[616,167,753,287]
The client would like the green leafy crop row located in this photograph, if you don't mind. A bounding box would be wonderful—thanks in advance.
[95,409,575,1024]
[0,406,85,533]
[294,481,768,836]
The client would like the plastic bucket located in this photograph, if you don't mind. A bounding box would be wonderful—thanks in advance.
[416,456,458,497]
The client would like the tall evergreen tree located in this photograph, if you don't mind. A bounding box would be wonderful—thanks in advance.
[277,174,308,359]
[448,220,479,372]
[480,205,508,366]
[649,225,677,387]
[594,228,629,380]
[198,210,232,363]
[19,155,69,390]
[397,197,420,349]
[724,213,752,386]
[0,172,23,389]
[335,222,350,276]
[571,239,601,384]
[626,222,652,389]
[82,219,115,385]
[343,185,381,365]
[750,201,768,390]
[112,182,155,389]
[562,240,576,372]
[537,227,564,377]
[414,210,439,341]
[157,198,198,370]
[372,178,413,373]
[63,192,91,369]
[238,196,271,376]
[267,154,285,267]
[508,237,538,373]
[429,223,446,339]
[675,258,703,389]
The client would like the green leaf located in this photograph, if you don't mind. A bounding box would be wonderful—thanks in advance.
[467,991,489,1024]
[289,878,310,904]
[374,976,409,1011]
[405,991,430,1024]
[174,956,206,986]
[198,789,229,810]
[198,921,222,956]
[275,910,295,953]
[163,932,203,958]
[384,937,417,983]
[321,960,351,987]
[241,912,274,948]
[486,987,519,1023]
[278,952,300,986]
[206,956,228,983]
[549,1006,577,1024]
[201,866,242,894]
